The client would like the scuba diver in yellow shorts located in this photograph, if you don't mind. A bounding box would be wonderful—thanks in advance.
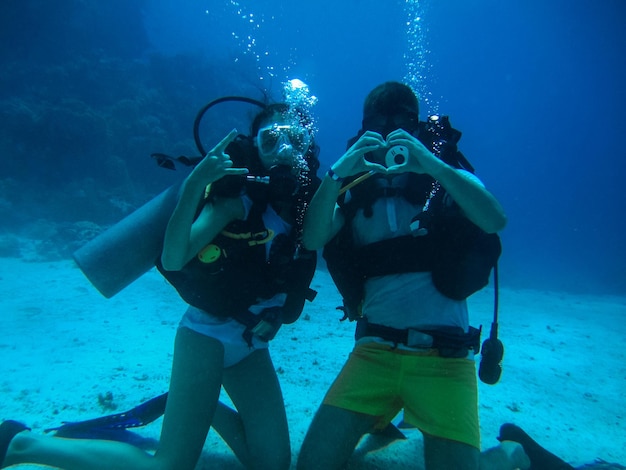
[297,81,513,470]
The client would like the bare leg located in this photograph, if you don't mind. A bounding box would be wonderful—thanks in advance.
[4,327,224,470]
[297,404,378,470]
[215,348,291,470]
[424,434,480,470]
[152,327,224,469]
[211,401,249,463]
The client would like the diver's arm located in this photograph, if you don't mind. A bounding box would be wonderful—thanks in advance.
[429,164,507,234]
[161,182,244,271]
[303,132,386,250]
[302,175,345,250]
[161,130,248,271]
[387,129,507,233]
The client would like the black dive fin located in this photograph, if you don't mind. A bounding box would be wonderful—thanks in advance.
[355,422,408,457]
[498,423,574,470]
[372,422,407,440]
[151,153,203,170]
[44,392,168,434]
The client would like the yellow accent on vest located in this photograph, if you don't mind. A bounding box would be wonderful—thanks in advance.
[220,228,275,246]
[197,244,222,263]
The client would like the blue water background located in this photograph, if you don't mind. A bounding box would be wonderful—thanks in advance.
[1,0,624,295]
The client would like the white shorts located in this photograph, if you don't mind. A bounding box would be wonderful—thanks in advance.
[179,306,269,368]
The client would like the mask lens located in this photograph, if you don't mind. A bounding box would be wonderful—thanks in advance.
[392,112,418,132]
[286,126,310,150]
[257,125,282,155]
[362,115,387,133]
[363,112,418,137]
[256,124,311,157]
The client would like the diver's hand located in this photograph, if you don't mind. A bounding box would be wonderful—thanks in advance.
[385,129,446,177]
[187,129,249,187]
[330,131,387,178]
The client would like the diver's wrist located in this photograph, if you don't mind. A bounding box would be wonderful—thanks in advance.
[327,168,345,183]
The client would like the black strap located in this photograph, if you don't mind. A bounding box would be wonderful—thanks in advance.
[356,320,410,344]
[478,264,504,384]
[356,320,481,355]
[493,262,499,334]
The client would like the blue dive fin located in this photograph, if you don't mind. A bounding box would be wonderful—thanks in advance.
[44,392,168,435]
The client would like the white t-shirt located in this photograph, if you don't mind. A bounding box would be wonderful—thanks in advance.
[350,172,484,333]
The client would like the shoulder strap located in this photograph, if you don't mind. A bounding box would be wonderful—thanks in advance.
[338,172,435,221]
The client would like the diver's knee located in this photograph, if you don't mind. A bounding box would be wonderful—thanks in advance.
[296,440,325,470]
[3,431,36,466]
[250,446,291,470]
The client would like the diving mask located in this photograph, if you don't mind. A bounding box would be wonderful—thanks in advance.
[362,111,419,139]
[256,124,312,158]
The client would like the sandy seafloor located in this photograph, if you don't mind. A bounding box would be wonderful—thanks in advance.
[1,256,625,469]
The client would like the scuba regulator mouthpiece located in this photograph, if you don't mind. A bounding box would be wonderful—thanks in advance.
[246,175,270,184]
[479,322,504,385]
[267,165,300,198]
[243,165,300,199]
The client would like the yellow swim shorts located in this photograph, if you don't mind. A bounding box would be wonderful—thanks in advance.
[323,341,480,449]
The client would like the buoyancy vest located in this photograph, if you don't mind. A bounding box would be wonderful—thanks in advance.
[157,197,317,323]
[156,136,319,337]
[323,166,501,321]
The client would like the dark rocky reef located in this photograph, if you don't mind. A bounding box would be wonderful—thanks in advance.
[0,1,259,260]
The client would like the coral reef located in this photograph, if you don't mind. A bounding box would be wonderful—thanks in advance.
[1,1,260,261]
